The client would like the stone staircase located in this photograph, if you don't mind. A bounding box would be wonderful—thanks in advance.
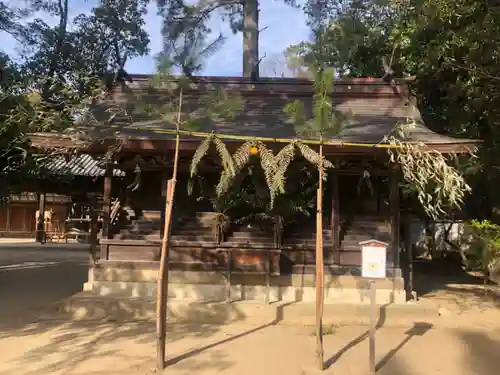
[113,209,162,240]
[340,216,391,250]
[283,225,334,248]
[224,225,275,247]
[170,212,217,245]
[114,210,218,244]
[114,209,390,252]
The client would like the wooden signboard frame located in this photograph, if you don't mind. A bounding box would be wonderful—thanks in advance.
[360,239,388,375]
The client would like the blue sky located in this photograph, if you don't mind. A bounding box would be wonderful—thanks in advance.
[1,0,309,76]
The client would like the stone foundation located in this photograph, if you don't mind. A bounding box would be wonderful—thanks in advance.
[83,264,407,304]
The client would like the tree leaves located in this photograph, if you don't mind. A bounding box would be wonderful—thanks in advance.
[385,121,472,219]
[190,136,333,209]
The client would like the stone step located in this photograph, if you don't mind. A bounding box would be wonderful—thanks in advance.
[179,222,215,230]
[283,237,334,244]
[194,211,219,218]
[229,231,273,239]
[57,292,437,325]
[142,210,162,221]
[115,233,156,240]
[348,223,390,230]
[285,230,332,239]
[121,228,161,237]
[224,241,275,247]
[171,234,215,242]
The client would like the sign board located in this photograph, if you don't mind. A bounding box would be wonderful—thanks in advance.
[360,240,387,279]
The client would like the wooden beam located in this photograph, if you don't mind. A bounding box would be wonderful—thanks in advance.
[29,133,479,155]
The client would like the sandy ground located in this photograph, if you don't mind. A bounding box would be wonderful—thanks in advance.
[0,321,499,375]
[0,244,500,375]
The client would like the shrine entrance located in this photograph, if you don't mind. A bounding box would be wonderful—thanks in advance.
[338,173,390,218]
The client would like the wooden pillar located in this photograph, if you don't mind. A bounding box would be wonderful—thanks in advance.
[389,170,400,269]
[36,193,46,243]
[404,213,414,296]
[330,172,340,264]
[101,163,113,260]
[89,199,99,264]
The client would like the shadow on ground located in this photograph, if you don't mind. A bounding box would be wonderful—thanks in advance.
[0,280,294,375]
[0,261,88,333]
[411,259,500,310]
[458,329,500,375]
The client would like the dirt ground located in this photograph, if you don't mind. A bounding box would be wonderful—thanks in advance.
[2,279,500,375]
[1,250,499,375]
[0,319,500,375]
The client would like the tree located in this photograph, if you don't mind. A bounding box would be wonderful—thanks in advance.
[156,0,299,77]
[0,0,151,195]
[158,21,226,76]
[300,0,499,219]
[260,47,313,78]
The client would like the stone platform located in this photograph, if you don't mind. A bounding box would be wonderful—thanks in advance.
[50,292,438,328]
[83,264,407,305]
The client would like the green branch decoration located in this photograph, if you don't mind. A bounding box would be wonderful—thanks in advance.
[188,67,343,209]
[385,120,472,219]
[189,135,333,209]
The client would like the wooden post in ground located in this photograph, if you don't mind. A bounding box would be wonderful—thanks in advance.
[36,193,46,243]
[156,88,183,371]
[156,178,175,370]
[315,142,325,371]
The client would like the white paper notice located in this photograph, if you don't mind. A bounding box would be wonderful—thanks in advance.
[361,246,387,279]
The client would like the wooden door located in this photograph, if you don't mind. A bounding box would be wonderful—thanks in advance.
[0,206,8,231]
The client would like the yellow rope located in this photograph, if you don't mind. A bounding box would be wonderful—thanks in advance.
[132,126,403,149]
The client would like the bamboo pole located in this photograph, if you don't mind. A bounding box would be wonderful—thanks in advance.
[315,140,325,371]
[156,89,183,371]
[130,126,404,149]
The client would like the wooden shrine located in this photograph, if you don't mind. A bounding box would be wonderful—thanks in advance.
[28,75,477,304]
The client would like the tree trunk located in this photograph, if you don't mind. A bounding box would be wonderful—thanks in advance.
[43,0,69,100]
[243,0,259,78]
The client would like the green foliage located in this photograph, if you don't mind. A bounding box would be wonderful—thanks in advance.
[139,63,244,132]
[385,121,472,219]
[158,16,226,75]
[284,67,346,139]
[194,162,319,237]
[189,66,339,214]
[464,219,500,281]
[190,137,333,209]
[0,0,151,195]
[301,0,500,217]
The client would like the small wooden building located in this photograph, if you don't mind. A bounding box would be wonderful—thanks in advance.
[0,154,125,239]
[29,76,477,304]
[0,192,71,237]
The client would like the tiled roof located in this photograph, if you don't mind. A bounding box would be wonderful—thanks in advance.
[43,154,125,177]
[31,76,479,149]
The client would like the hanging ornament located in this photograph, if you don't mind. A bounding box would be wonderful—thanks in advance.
[356,169,374,197]
[126,163,141,191]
